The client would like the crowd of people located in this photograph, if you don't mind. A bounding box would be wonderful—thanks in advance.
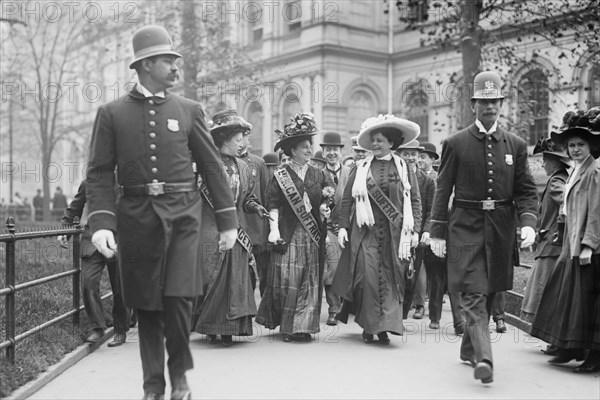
[77,25,599,399]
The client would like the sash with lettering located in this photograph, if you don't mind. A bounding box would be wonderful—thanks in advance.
[366,171,402,225]
[274,167,321,245]
[200,182,253,254]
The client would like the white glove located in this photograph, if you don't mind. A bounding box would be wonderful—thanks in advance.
[410,232,419,248]
[520,226,536,249]
[57,235,68,249]
[219,228,237,251]
[420,231,431,246]
[338,228,348,248]
[268,209,281,243]
[429,238,446,258]
[91,229,117,259]
[319,204,331,220]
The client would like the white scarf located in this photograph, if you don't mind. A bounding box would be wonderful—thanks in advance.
[352,153,414,261]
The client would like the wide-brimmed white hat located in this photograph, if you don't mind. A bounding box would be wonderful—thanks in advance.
[357,114,420,151]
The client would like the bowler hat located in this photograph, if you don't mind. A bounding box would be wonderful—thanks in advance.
[210,109,252,136]
[471,71,505,100]
[263,152,279,166]
[320,131,345,147]
[129,25,182,69]
[357,114,420,151]
[311,150,327,164]
[397,139,424,152]
[351,135,367,151]
[274,113,318,152]
[419,142,439,160]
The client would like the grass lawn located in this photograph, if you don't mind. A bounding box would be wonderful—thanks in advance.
[0,227,113,397]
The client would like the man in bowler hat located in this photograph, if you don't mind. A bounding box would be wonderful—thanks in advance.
[429,71,538,384]
[86,25,238,400]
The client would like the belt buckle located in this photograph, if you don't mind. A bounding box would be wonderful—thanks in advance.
[482,200,496,211]
[146,182,165,196]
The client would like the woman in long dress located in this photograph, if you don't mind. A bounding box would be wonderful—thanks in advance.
[530,108,600,372]
[256,113,335,342]
[332,114,422,345]
[192,110,268,347]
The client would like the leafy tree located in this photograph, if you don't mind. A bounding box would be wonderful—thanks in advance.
[389,0,600,132]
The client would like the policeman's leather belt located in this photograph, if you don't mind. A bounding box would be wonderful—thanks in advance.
[120,182,197,197]
[453,199,512,211]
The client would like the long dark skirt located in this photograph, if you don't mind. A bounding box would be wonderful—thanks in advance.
[531,245,600,351]
[352,228,403,336]
[520,255,558,323]
[193,242,256,336]
[255,226,322,335]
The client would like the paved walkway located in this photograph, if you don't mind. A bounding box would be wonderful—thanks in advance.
[28,295,600,399]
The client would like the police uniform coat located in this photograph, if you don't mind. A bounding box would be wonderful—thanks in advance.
[86,87,238,311]
[430,124,538,294]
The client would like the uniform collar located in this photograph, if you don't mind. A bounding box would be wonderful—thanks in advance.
[475,119,497,135]
[136,82,165,98]
[470,121,502,141]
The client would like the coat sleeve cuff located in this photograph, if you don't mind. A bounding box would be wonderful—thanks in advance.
[214,207,239,232]
[430,220,447,240]
[581,234,599,252]
[520,212,537,229]
[87,210,116,234]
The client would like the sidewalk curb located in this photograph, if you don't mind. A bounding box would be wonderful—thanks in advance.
[6,328,115,400]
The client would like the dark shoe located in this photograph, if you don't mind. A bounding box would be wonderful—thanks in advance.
[142,392,164,400]
[573,360,600,373]
[294,333,312,342]
[171,377,191,400]
[454,322,465,336]
[107,333,126,347]
[474,361,493,384]
[85,328,105,343]
[362,331,374,344]
[206,334,219,344]
[413,305,425,319]
[283,334,295,343]
[460,354,476,367]
[542,344,559,356]
[105,319,114,328]
[548,349,585,364]
[326,314,337,326]
[429,321,440,330]
[495,319,507,333]
[221,335,233,348]
[377,332,390,345]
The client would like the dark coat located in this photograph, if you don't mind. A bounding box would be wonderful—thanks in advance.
[562,156,600,257]
[535,169,568,259]
[266,164,334,252]
[430,124,538,294]
[239,152,269,249]
[332,156,423,301]
[60,180,96,258]
[415,168,435,233]
[86,88,238,310]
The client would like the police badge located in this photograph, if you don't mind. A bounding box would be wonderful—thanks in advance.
[505,154,513,165]
[167,119,180,132]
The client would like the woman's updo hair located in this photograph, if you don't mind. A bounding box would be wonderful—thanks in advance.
[212,128,245,149]
[282,137,313,157]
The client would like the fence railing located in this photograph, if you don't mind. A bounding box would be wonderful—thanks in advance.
[0,216,84,363]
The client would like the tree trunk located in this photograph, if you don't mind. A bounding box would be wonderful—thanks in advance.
[181,1,198,101]
[42,151,51,221]
[458,0,483,129]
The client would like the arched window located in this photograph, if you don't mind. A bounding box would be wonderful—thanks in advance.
[588,63,600,107]
[517,69,549,145]
[404,81,430,142]
[246,102,264,155]
[347,90,376,146]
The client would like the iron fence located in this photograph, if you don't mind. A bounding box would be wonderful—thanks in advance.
[0,216,84,363]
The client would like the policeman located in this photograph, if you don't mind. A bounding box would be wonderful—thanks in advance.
[429,71,538,384]
[86,26,238,400]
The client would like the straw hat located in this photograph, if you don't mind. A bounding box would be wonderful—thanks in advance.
[357,114,420,151]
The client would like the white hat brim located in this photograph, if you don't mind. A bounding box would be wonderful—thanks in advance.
[357,117,420,151]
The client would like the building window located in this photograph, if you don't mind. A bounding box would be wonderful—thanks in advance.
[347,90,376,146]
[588,63,600,107]
[398,0,429,23]
[247,102,263,155]
[247,1,263,44]
[404,81,429,142]
[517,69,549,145]
[283,0,302,34]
